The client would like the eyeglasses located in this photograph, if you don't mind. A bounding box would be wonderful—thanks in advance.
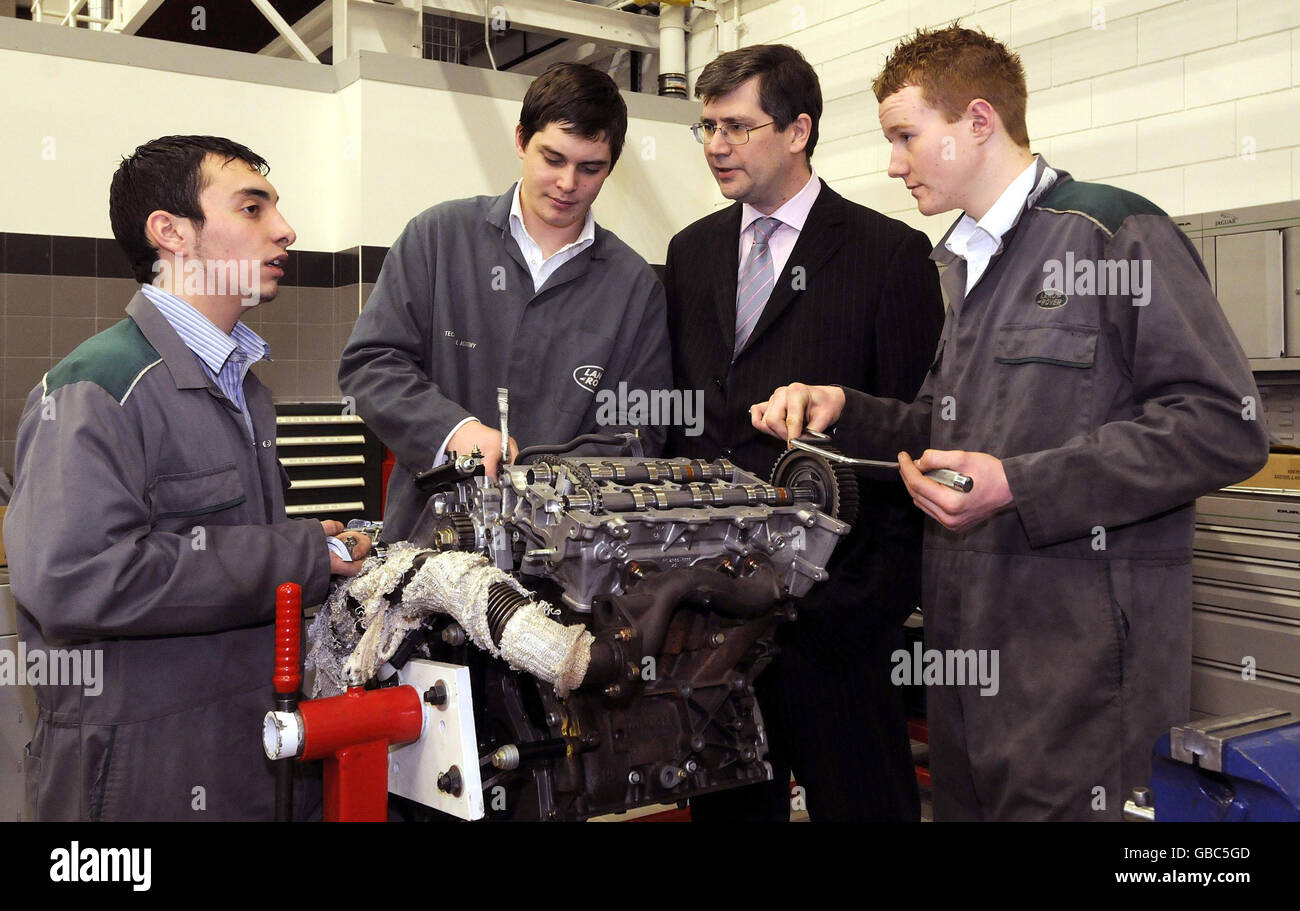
[690,121,775,145]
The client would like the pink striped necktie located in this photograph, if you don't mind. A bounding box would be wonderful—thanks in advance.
[734,216,781,357]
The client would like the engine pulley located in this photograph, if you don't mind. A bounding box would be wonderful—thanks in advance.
[770,447,859,526]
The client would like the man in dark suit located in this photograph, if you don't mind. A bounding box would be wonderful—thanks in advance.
[664,44,945,821]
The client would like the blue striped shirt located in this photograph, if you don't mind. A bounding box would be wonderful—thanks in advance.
[140,283,271,442]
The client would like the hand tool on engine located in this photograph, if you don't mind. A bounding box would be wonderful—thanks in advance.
[792,430,974,493]
[497,386,510,473]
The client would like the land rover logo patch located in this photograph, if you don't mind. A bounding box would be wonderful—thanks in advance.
[1035,290,1068,309]
[573,365,604,392]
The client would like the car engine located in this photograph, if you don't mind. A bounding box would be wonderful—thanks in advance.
[306,436,856,821]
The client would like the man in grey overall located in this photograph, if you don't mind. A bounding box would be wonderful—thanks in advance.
[752,27,1269,820]
[339,64,670,541]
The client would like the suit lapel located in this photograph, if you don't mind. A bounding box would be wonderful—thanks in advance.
[744,181,845,351]
[712,203,744,356]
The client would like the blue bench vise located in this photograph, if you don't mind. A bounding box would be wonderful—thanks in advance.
[1140,708,1300,821]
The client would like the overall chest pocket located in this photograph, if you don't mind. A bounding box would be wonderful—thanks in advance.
[146,463,246,527]
[551,330,617,418]
[992,324,1098,452]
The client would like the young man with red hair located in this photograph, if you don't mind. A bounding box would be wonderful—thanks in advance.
[753,26,1268,821]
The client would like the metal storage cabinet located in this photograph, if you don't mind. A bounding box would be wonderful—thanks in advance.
[1192,493,1300,718]
[275,402,384,523]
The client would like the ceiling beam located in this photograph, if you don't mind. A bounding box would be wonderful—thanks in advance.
[112,0,167,35]
[423,0,658,52]
[250,0,321,63]
[259,0,333,59]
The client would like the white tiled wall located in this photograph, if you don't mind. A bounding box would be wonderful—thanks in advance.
[686,0,1300,239]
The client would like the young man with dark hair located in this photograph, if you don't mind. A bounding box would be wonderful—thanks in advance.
[340,63,669,541]
[665,44,945,821]
[752,26,1269,820]
[4,135,369,820]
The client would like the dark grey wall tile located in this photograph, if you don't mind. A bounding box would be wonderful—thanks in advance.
[299,360,339,399]
[298,323,334,360]
[333,324,352,362]
[2,440,15,478]
[3,358,49,400]
[271,362,300,401]
[52,318,97,358]
[96,238,134,279]
[297,287,333,324]
[5,233,51,275]
[361,246,387,284]
[336,246,359,286]
[4,316,51,358]
[2,398,27,459]
[5,274,53,317]
[259,322,298,360]
[260,285,298,324]
[51,276,97,318]
[333,284,360,324]
[53,236,96,277]
[296,251,333,288]
[96,278,139,317]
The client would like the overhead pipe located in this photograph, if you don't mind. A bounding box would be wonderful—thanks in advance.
[658,3,687,98]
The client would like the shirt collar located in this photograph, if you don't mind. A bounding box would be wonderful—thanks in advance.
[140,283,270,375]
[509,180,596,253]
[740,167,822,235]
[945,156,1048,259]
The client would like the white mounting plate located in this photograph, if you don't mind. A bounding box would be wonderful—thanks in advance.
[388,659,484,820]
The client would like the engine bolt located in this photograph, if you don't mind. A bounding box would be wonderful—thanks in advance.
[613,627,633,642]
[628,770,642,785]
[604,684,622,698]
[423,682,448,706]
[437,765,464,796]
[710,632,726,647]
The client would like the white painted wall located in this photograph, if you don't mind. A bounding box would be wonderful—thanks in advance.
[0,47,338,248]
[685,0,1300,240]
[0,36,715,264]
[352,79,716,257]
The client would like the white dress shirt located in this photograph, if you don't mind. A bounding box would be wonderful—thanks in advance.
[737,167,823,282]
[944,156,1057,294]
[508,180,596,293]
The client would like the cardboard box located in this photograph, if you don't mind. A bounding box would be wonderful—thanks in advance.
[1229,452,1300,493]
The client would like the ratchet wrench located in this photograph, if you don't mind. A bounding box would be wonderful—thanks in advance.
[792,430,974,493]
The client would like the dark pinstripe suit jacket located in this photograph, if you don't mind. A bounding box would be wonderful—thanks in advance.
[664,179,945,651]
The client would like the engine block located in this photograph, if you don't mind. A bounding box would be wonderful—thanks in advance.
[319,452,851,820]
